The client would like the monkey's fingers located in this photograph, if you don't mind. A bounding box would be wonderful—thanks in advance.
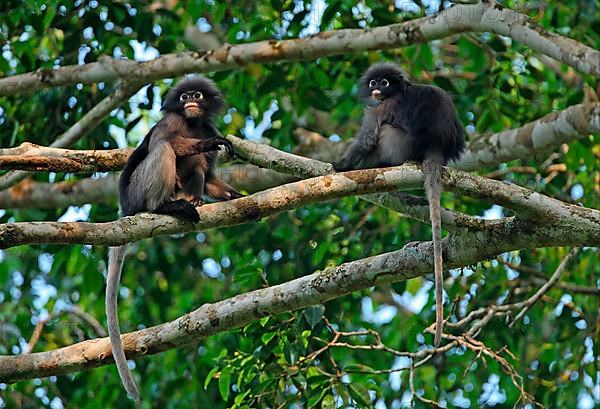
[216,137,235,158]
[332,161,349,172]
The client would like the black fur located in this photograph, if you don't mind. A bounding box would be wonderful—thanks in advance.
[119,75,240,221]
[108,76,241,402]
[334,63,465,171]
[333,63,465,346]
[161,76,224,118]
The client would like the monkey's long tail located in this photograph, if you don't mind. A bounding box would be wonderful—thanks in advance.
[423,152,444,347]
[107,245,141,404]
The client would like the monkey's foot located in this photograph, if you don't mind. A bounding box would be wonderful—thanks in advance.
[190,197,205,207]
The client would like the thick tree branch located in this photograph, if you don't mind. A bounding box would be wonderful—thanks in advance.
[0,223,593,382]
[1,101,596,208]
[0,166,424,248]
[0,81,141,190]
[458,102,600,170]
[1,163,598,249]
[0,175,119,209]
[0,144,132,172]
[0,2,597,97]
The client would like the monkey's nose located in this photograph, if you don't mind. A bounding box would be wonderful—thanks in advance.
[371,89,382,99]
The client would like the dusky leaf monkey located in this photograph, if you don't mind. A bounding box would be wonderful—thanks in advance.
[334,63,465,346]
[107,76,243,402]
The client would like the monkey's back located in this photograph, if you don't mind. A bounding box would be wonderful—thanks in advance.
[394,84,465,164]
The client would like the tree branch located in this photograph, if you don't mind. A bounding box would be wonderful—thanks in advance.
[1,162,598,249]
[1,101,596,207]
[0,144,132,172]
[0,166,424,248]
[508,247,580,327]
[0,2,597,96]
[458,102,600,170]
[0,223,593,382]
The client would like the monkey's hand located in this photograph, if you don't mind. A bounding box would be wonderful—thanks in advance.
[332,160,351,172]
[195,137,235,157]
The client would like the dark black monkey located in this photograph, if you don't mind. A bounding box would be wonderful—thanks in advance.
[334,63,465,346]
[107,76,242,403]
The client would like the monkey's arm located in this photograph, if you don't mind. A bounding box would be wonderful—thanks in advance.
[333,113,379,171]
[201,122,235,157]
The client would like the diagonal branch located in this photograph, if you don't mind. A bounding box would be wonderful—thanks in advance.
[0,2,597,96]
[1,163,598,249]
[0,221,591,383]
[508,247,580,327]
[0,166,424,248]
[457,102,600,170]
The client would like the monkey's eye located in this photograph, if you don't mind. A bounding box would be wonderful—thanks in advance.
[192,92,203,100]
[369,79,377,88]
[180,93,189,101]
[380,79,389,87]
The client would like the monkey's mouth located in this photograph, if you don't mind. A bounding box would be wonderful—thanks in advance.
[184,102,203,117]
[371,90,383,100]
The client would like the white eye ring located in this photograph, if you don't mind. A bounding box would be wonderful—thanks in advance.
[193,91,203,99]
[369,79,377,87]
[180,93,189,101]
[381,79,389,87]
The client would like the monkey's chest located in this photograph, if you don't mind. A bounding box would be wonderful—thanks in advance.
[362,124,415,167]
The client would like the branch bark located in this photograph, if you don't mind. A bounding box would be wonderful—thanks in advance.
[0,144,132,172]
[458,102,600,170]
[0,166,424,248]
[0,2,597,96]
[0,221,593,382]
[1,163,598,249]
[1,101,596,207]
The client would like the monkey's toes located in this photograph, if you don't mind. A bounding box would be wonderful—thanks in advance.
[190,198,205,207]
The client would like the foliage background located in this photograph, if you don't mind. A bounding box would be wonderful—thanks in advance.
[0,0,598,408]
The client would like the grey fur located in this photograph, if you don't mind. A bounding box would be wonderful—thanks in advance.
[107,245,140,403]
[127,140,177,212]
[423,152,444,346]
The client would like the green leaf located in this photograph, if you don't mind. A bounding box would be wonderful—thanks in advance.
[348,383,372,407]
[204,366,219,390]
[218,366,232,402]
[261,331,277,344]
[303,305,325,329]
[321,395,336,409]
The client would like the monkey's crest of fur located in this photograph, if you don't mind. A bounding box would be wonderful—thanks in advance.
[161,76,224,118]
[358,63,409,101]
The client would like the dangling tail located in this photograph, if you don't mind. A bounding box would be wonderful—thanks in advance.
[107,245,140,403]
[423,151,444,346]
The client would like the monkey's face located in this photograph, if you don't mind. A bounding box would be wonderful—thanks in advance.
[367,77,403,101]
[162,76,225,119]
[358,63,408,104]
[180,91,204,118]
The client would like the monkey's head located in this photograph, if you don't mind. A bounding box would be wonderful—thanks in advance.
[358,63,409,104]
[162,76,225,119]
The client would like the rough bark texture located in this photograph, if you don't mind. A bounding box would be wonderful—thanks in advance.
[2,102,597,208]
[1,163,598,249]
[0,2,597,96]
[0,216,593,383]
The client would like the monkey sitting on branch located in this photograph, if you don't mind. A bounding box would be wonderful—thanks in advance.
[333,63,465,346]
[107,76,243,403]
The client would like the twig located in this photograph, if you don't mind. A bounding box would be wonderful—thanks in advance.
[509,248,580,327]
